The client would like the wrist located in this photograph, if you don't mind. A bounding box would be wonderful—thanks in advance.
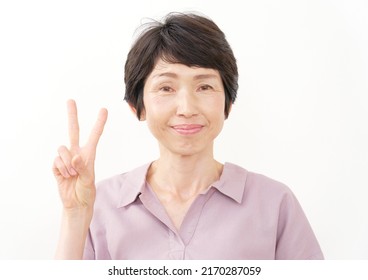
[62,206,93,228]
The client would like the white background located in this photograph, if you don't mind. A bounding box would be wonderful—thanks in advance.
[0,0,367,259]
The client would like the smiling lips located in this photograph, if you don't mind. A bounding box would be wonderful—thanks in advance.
[171,124,204,135]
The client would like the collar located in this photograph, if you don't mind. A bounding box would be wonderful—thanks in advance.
[117,162,151,208]
[116,162,248,208]
[211,162,248,204]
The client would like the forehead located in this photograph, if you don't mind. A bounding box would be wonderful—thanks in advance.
[147,58,221,80]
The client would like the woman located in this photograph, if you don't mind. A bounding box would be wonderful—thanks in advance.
[53,12,324,259]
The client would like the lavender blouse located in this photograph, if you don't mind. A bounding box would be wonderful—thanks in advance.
[83,162,323,259]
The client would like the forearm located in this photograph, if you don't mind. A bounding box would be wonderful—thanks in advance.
[55,207,93,260]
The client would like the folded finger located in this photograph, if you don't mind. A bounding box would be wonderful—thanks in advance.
[53,156,71,178]
[57,145,77,176]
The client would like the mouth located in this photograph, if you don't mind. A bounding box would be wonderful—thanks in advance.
[171,124,204,135]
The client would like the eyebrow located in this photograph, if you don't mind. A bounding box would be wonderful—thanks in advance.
[193,74,219,80]
[152,72,219,80]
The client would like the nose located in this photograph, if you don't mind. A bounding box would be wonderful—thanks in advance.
[176,90,199,118]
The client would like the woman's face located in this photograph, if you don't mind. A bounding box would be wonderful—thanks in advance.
[141,58,226,157]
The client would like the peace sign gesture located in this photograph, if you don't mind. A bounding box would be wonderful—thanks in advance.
[52,100,108,210]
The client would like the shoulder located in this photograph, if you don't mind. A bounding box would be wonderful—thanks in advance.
[225,162,294,200]
[228,163,310,227]
[220,163,303,215]
[247,169,293,198]
[94,162,151,208]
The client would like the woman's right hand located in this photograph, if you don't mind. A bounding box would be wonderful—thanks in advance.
[52,100,108,211]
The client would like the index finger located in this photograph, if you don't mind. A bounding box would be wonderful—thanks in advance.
[67,99,80,148]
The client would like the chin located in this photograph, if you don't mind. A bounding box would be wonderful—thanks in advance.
[161,139,213,157]
[171,145,208,157]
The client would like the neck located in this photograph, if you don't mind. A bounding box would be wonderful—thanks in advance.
[147,150,223,199]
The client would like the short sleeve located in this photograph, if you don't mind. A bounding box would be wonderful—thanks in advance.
[275,191,324,259]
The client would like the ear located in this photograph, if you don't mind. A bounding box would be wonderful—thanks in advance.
[129,104,146,121]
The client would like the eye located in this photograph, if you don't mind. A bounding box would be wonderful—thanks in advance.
[159,86,174,92]
[198,84,213,91]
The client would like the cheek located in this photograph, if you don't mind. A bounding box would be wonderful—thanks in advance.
[144,98,172,135]
[205,96,226,118]
[207,98,226,131]
[144,97,172,120]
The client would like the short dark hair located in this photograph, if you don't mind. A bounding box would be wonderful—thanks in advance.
[124,12,238,119]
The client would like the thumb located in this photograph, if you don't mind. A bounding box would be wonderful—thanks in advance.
[71,154,95,187]
[71,154,86,174]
